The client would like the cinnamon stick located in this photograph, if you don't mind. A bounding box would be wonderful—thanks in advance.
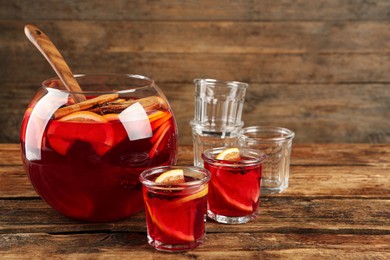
[53,94,119,119]
[89,96,167,115]
[53,95,168,119]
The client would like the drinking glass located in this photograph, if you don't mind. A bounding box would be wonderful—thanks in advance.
[190,78,248,166]
[20,74,178,222]
[238,126,295,194]
[140,166,210,252]
[202,147,265,224]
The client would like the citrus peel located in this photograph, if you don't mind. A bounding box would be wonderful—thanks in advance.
[216,147,240,161]
[144,201,195,242]
[58,111,107,123]
[102,113,119,121]
[47,111,115,156]
[211,179,254,213]
[175,186,208,204]
[149,123,171,158]
[155,169,185,184]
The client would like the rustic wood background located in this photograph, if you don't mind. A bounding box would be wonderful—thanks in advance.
[1,0,389,145]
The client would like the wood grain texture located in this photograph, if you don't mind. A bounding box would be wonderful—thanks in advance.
[0,143,389,258]
[1,196,389,234]
[1,233,389,259]
[1,1,390,144]
[1,0,390,21]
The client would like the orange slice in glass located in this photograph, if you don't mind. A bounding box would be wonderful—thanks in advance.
[216,147,240,161]
[145,201,195,242]
[155,169,185,184]
[47,111,114,156]
[148,110,165,122]
[148,123,171,158]
[150,112,172,131]
[211,179,255,213]
[175,186,208,204]
[150,121,170,144]
[102,113,119,122]
[59,111,107,122]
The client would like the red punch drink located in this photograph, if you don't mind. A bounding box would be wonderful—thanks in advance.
[20,75,178,222]
[202,147,265,224]
[140,166,210,252]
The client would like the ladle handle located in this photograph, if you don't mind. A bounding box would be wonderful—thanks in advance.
[24,25,86,103]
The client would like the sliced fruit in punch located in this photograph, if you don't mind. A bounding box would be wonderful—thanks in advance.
[145,200,195,242]
[149,123,171,158]
[58,111,108,122]
[47,111,115,156]
[155,169,185,184]
[216,147,240,161]
[210,177,255,213]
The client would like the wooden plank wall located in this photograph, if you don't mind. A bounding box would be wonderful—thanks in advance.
[0,0,389,145]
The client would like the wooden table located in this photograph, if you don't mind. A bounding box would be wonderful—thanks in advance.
[1,144,389,259]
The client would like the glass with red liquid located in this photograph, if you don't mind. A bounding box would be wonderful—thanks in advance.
[20,74,178,222]
[139,166,210,252]
[202,147,265,224]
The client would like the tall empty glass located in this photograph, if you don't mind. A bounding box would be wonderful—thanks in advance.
[190,79,248,166]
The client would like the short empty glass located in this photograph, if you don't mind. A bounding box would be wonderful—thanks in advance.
[238,126,295,194]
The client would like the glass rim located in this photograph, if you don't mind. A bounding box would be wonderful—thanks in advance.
[239,126,295,143]
[202,147,266,167]
[42,74,155,95]
[139,165,211,189]
[193,78,248,89]
[189,120,244,128]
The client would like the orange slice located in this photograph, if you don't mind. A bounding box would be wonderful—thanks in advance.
[155,169,185,184]
[175,186,208,204]
[148,123,171,158]
[211,179,255,213]
[145,201,195,242]
[102,113,119,122]
[216,147,240,161]
[148,110,165,122]
[151,112,172,131]
[47,111,115,156]
[150,121,170,144]
[59,111,107,123]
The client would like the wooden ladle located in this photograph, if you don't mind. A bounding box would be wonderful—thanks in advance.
[24,24,86,103]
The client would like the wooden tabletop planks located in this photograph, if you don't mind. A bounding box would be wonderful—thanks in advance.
[0,143,389,258]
